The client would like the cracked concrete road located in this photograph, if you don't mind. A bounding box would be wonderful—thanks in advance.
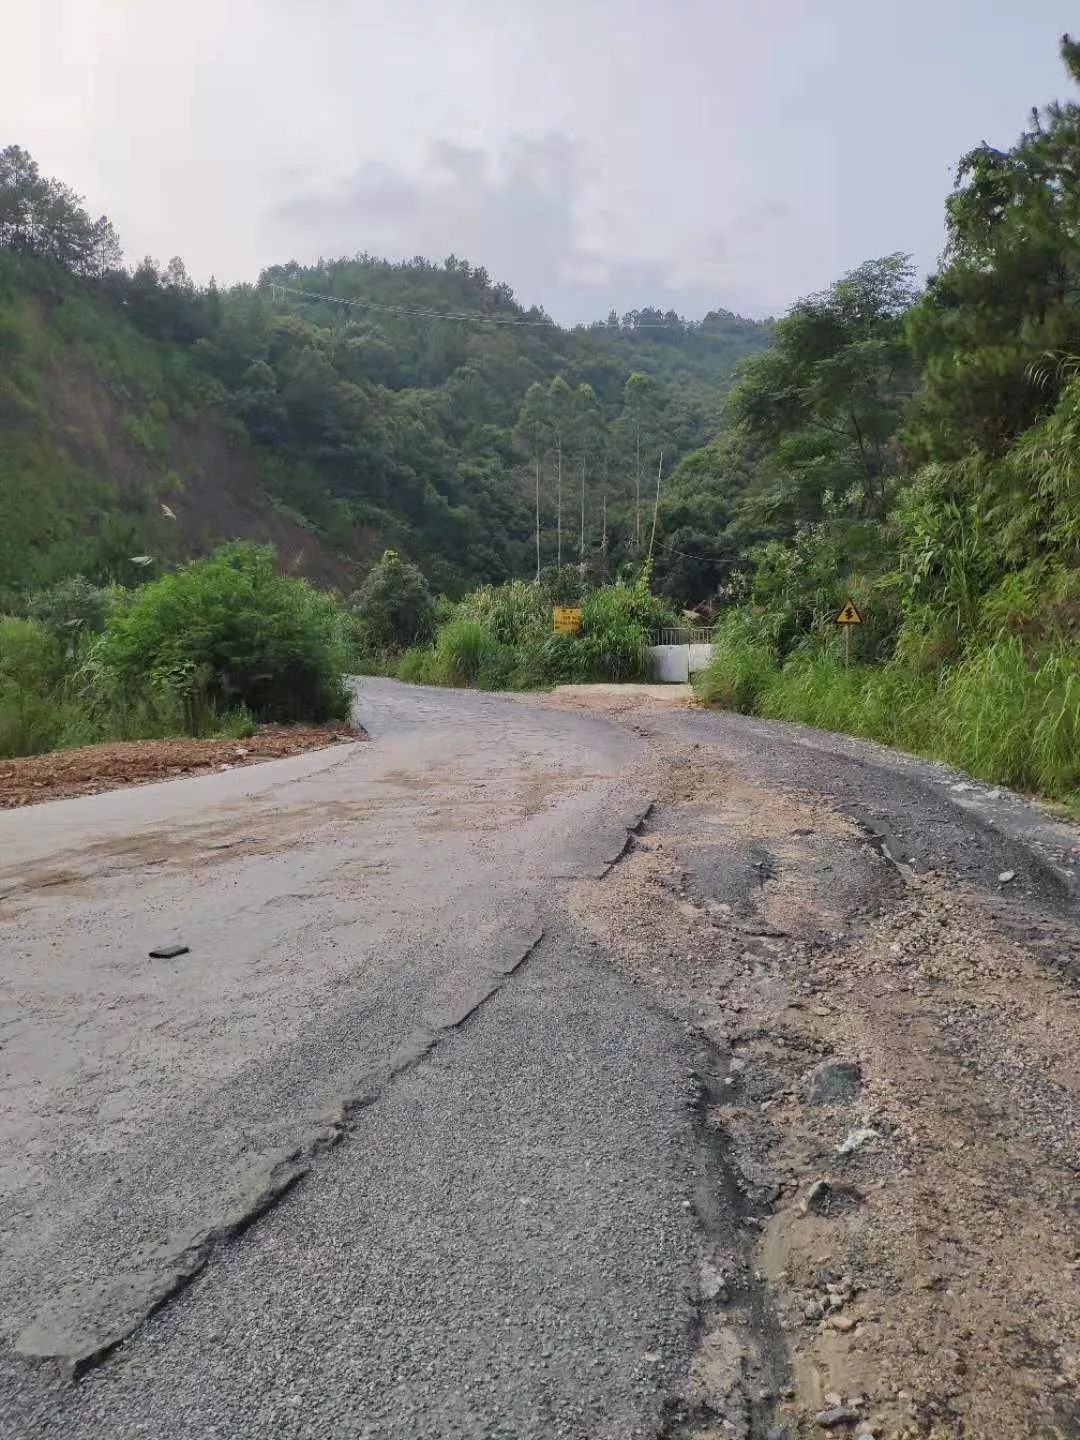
[2,679,1078,1439]
[0,680,704,1439]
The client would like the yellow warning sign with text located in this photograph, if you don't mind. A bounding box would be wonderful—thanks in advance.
[835,598,863,626]
[552,606,582,635]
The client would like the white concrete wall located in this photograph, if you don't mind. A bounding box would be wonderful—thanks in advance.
[648,643,715,683]
[648,645,690,683]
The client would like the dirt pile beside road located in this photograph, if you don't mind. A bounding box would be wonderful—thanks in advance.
[0,723,366,808]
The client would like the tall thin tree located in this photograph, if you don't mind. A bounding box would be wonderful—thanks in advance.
[634,407,642,547]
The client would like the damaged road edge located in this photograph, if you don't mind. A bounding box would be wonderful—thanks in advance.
[659,1037,792,1440]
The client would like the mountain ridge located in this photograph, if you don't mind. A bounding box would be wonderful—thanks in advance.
[0,214,769,602]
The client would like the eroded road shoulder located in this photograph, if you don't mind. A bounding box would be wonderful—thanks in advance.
[552,691,1080,1440]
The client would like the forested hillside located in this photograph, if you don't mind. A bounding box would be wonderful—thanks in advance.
[3,33,1080,802]
[680,35,1080,801]
[0,142,769,605]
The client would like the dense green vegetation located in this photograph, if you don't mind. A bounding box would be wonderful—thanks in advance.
[0,141,769,604]
[352,549,436,653]
[690,37,1080,804]
[0,140,765,757]
[0,545,682,757]
[394,569,676,691]
[98,544,351,725]
[0,545,351,757]
[4,37,1080,804]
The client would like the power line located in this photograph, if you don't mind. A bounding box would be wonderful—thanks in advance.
[268,282,706,332]
[656,538,728,563]
[270,282,555,327]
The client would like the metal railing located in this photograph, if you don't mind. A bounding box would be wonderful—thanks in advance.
[651,626,714,646]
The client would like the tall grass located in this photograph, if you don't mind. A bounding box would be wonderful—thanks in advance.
[694,610,781,713]
[0,671,189,758]
[698,614,1080,804]
[758,654,938,752]
[936,638,1080,796]
[396,620,516,690]
[433,619,512,688]
[0,544,355,758]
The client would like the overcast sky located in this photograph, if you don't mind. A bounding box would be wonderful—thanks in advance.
[3,1,1076,322]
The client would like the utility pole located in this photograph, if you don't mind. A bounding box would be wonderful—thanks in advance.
[601,446,609,567]
[647,451,664,560]
[534,442,541,583]
[634,410,641,549]
[555,433,562,568]
[579,453,586,564]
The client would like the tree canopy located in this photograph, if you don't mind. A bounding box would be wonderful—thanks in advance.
[0,145,120,277]
[0,145,770,597]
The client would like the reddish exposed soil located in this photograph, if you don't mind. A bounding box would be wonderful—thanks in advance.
[0,724,367,808]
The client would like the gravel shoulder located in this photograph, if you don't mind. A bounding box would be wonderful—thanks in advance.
[548,687,1080,1440]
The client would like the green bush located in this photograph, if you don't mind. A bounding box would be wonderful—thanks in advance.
[529,578,674,685]
[473,644,518,691]
[538,565,587,606]
[575,585,651,680]
[211,705,258,740]
[395,575,679,692]
[514,633,580,687]
[352,549,435,651]
[338,609,393,675]
[65,652,189,745]
[97,542,350,725]
[0,616,66,694]
[27,575,113,643]
[0,692,76,756]
[453,579,550,647]
[588,568,679,630]
[396,645,441,685]
[0,615,197,757]
[0,617,73,751]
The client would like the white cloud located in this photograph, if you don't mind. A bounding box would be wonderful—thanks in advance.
[2,0,1077,320]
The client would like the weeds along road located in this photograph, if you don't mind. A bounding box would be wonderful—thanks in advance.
[1,679,1077,1439]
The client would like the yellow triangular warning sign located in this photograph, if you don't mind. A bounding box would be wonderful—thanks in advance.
[835,597,862,625]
